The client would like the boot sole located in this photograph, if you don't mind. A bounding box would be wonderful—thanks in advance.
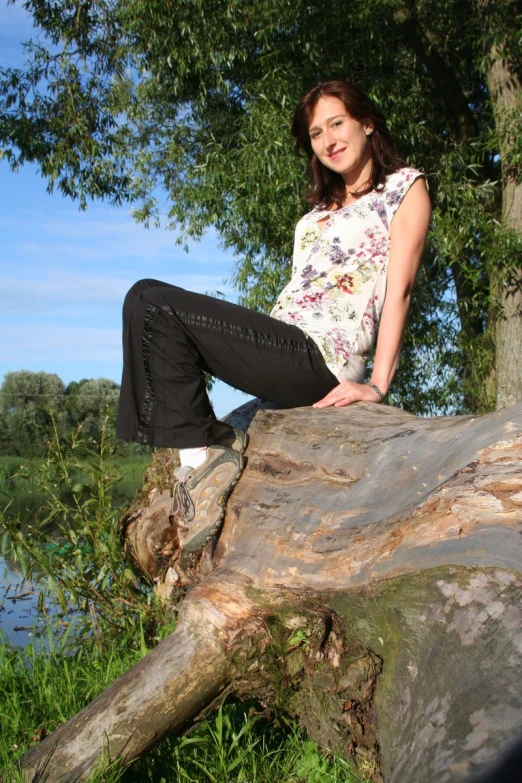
[183,459,244,552]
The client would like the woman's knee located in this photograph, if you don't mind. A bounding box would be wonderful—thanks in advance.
[124,278,164,301]
[122,279,166,318]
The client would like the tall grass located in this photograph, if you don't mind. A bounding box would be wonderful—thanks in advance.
[0,417,370,783]
[1,414,159,641]
[0,456,43,484]
[0,628,368,783]
[0,629,142,782]
[136,704,371,783]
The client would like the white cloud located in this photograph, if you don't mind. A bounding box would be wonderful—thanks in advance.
[0,200,237,318]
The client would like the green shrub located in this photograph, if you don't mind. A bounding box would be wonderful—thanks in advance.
[1,413,160,644]
[0,417,368,783]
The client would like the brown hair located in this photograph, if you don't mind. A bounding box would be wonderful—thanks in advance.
[292,79,406,209]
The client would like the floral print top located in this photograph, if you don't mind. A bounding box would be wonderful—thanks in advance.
[270,167,424,381]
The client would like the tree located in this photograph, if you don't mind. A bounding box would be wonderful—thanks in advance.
[17,400,522,782]
[67,377,119,441]
[1,1,521,412]
[0,370,66,455]
[477,0,522,409]
[0,372,121,455]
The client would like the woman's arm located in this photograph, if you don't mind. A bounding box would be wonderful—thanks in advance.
[313,177,431,408]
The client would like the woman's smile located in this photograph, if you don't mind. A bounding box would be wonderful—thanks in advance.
[309,95,373,188]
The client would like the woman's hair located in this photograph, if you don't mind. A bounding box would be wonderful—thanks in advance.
[292,79,406,209]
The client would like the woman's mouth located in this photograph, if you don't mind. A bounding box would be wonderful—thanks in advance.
[328,148,346,161]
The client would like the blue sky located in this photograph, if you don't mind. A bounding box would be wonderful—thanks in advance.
[0,2,251,417]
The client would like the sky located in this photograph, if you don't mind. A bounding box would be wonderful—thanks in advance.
[0,1,251,417]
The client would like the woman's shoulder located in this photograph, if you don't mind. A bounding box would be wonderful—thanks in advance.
[378,166,426,224]
[382,166,425,194]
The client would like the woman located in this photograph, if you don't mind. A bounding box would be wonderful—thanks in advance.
[116,79,431,552]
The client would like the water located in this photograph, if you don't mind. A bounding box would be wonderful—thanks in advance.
[0,476,145,648]
[0,558,42,648]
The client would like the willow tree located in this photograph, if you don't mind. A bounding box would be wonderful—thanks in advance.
[0,370,66,455]
[1,0,521,412]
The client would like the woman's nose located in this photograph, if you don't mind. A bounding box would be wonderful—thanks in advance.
[322,128,335,150]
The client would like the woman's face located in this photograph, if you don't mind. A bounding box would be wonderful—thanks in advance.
[308,95,373,186]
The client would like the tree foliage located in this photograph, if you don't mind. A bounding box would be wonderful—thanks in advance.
[0,371,120,455]
[0,370,67,455]
[66,377,119,441]
[1,0,522,414]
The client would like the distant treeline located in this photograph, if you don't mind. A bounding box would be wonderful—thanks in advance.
[0,370,144,457]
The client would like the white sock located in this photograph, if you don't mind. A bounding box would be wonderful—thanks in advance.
[179,446,207,470]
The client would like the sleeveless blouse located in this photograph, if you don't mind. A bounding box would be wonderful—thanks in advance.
[270,167,424,381]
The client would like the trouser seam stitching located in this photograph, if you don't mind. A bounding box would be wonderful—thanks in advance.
[136,303,157,443]
[165,306,313,355]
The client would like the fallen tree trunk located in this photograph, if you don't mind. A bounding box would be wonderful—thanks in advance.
[18,402,522,783]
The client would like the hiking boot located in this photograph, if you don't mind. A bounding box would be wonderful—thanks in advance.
[172,446,244,551]
[212,420,248,454]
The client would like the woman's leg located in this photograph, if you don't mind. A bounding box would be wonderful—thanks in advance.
[115,278,338,550]
[117,279,181,442]
[116,279,338,449]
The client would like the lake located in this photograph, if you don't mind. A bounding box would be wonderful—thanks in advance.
[0,471,146,647]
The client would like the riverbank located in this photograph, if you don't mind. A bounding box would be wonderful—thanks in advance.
[0,450,151,646]
[0,626,370,783]
[0,453,151,519]
[0,426,369,783]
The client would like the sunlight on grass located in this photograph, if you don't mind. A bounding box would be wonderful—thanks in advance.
[0,417,370,783]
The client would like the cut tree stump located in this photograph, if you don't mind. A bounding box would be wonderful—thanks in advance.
[17,402,522,783]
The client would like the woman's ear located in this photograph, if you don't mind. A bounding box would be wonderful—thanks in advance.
[365,124,374,136]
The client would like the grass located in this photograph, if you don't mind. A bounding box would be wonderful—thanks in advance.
[0,454,151,480]
[0,630,369,783]
[0,455,43,485]
[0,630,143,755]
[0,629,142,782]
[0,419,370,783]
[0,453,150,511]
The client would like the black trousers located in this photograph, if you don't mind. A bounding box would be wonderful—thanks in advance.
[116,279,339,448]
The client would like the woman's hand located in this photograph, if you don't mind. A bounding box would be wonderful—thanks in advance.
[313,381,382,408]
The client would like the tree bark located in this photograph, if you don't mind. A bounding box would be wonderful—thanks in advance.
[489,52,522,408]
[17,586,239,783]
[17,402,522,783]
[478,1,522,408]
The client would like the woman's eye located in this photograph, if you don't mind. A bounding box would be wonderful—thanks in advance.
[310,131,320,140]
[332,120,344,128]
